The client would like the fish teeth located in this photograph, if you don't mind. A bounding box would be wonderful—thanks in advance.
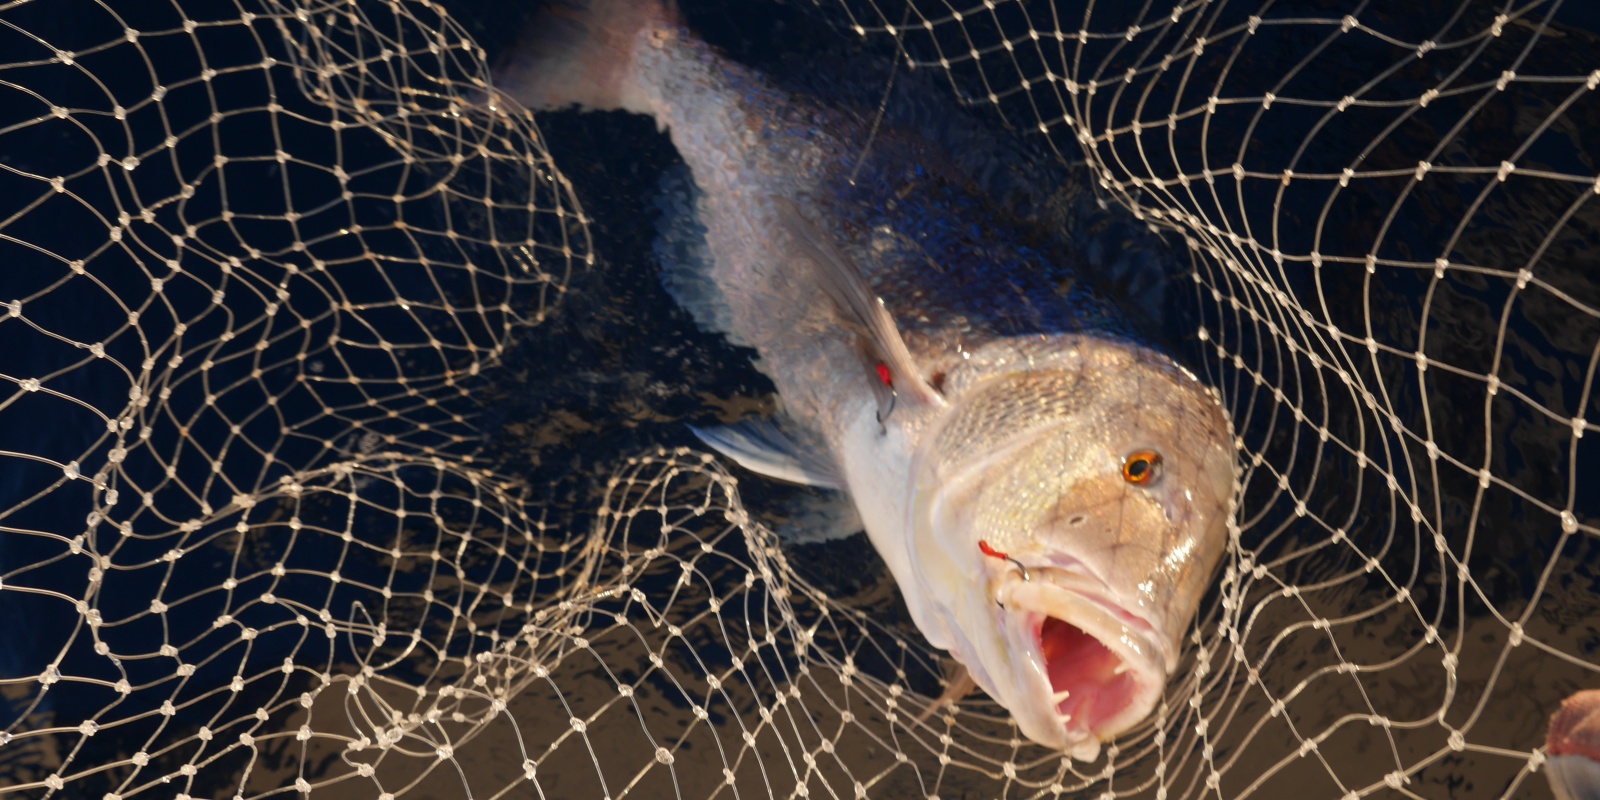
[1051,689,1072,705]
[1112,662,1130,676]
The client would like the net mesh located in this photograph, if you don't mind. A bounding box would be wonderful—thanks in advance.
[0,1,1595,799]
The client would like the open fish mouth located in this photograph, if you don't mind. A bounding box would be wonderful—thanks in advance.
[996,567,1171,759]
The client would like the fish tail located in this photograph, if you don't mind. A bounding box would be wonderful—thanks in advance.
[492,0,681,114]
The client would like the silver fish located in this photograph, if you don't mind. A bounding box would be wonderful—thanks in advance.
[494,0,1235,759]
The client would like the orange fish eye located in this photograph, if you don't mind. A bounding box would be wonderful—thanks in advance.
[1122,450,1162,484]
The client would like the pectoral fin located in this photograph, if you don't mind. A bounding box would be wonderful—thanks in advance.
[690,419,844,489]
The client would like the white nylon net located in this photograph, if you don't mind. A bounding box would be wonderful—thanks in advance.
[0,1,1595,799]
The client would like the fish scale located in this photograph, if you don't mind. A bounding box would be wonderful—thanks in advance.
[622,20,1134,437]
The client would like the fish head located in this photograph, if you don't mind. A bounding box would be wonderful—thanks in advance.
[906,338,1234,759]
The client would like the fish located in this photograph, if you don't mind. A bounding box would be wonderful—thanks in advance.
[491,0,1236,760]
[1548,689,1600,800]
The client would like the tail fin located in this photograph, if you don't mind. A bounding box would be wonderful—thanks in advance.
[491,0,679,114]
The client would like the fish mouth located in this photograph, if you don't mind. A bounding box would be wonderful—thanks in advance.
[995,566,1171,760]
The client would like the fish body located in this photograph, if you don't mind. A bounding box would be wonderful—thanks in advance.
[495,0,1235,759]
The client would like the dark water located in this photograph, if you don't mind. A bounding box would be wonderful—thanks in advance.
[0,1,1597,798]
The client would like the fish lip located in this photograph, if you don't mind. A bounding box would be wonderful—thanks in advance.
[994,568,1172,759]
[1005,562,1173,668]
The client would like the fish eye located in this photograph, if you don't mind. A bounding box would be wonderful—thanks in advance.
[1122,450,1162,485]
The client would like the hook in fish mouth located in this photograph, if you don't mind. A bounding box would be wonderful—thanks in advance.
[979,539,1030,588]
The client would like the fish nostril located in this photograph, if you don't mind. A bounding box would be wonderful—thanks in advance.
[1067,514,1087,527]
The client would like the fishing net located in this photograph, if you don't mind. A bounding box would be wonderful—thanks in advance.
[0,0,1594,799]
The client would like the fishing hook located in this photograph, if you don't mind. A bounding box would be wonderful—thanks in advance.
[874,361,897,434]
[978,540,1030,582]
